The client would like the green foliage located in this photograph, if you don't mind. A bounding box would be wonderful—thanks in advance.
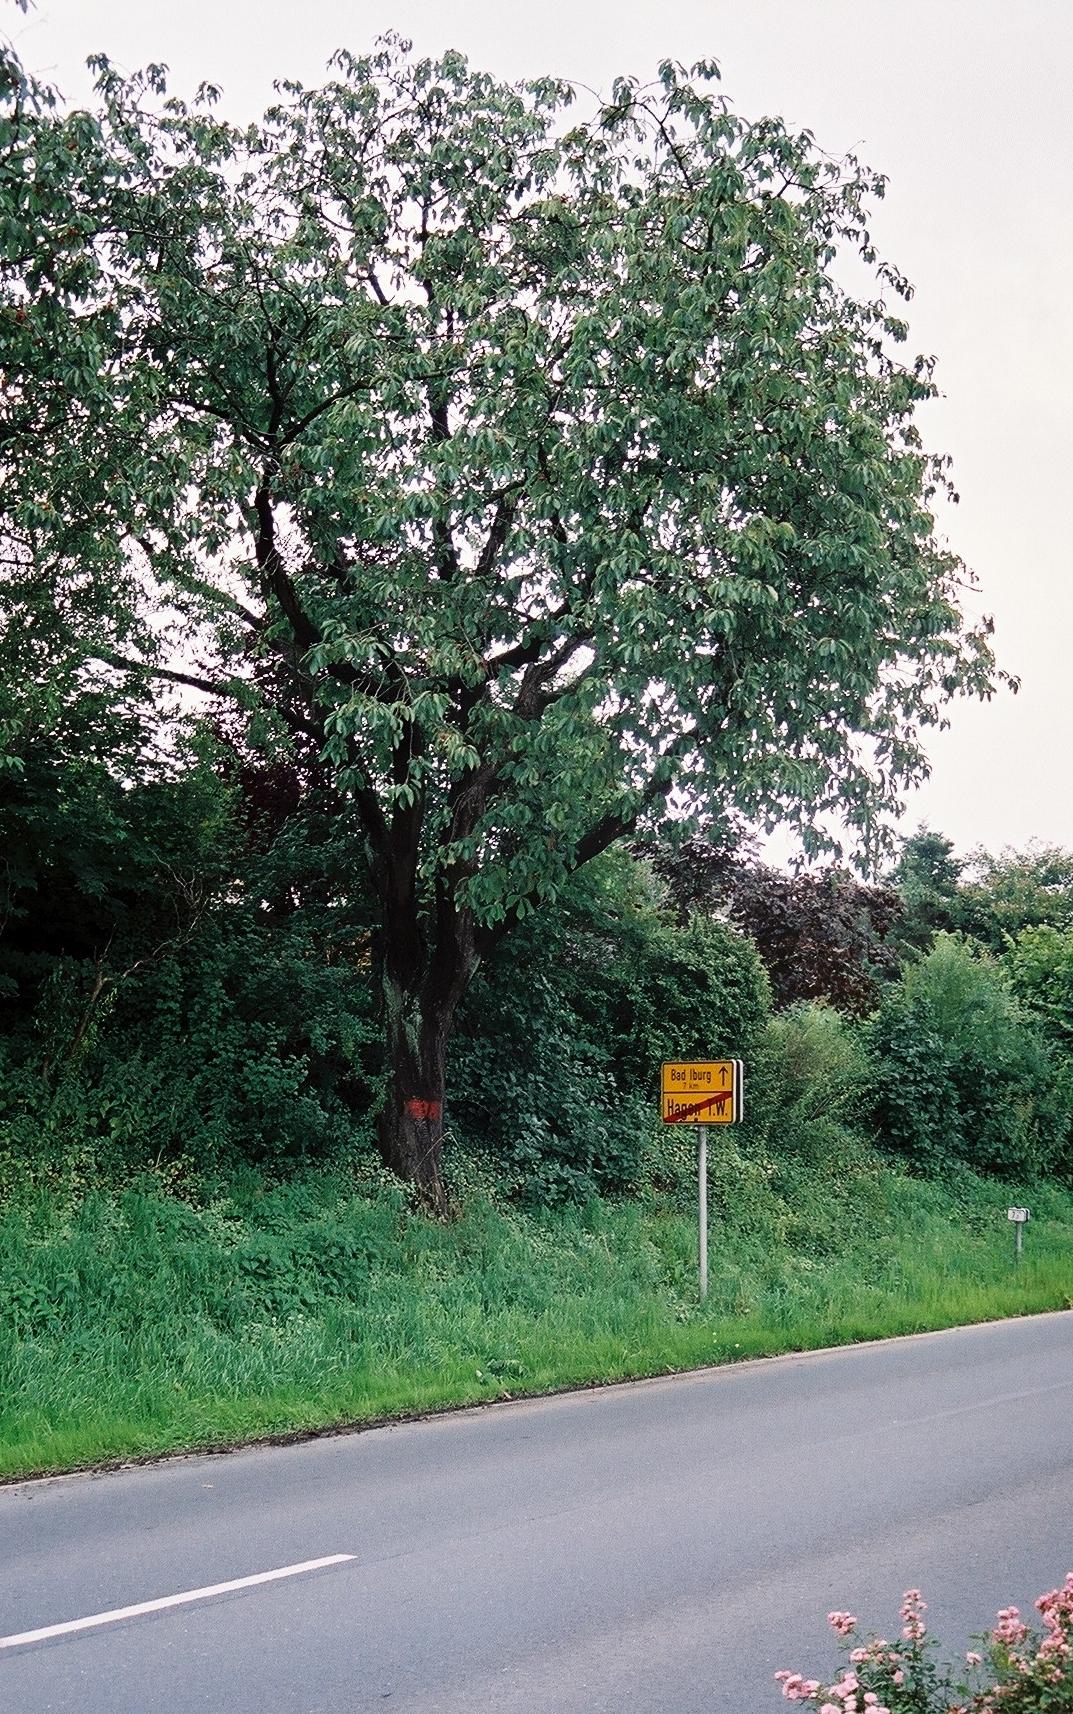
[0,707,229,1003]
[3,40,1001,879]
[0,948,377,1178]
[751,1004,873,1162]
[451,967,623,1207]
[2,729,783,1197]
[1,35,1010,1192]
[1006,926,1073,1051]
[2,35,1069,1214]
[553,859,772,1089]
[964,845,1073,952]
[732,1004,891,1260]
[868,935,1070,1178]
[0,722,385,1174]
[887,826,967,957]
[450,853,770,1203]
[2,1156,1072,1479]
[888,831,1073,960]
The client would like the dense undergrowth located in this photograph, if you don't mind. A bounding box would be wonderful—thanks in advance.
[2,1135,1071,1480]
[5,706,1073,1478]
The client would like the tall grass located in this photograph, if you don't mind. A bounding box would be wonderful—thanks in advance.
[2,1151,1072,1480]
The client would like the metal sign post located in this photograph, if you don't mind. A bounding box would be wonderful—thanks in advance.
[661,1060,743,1302]
[698,1125,708,1300]
[1008,1206,1030,1265]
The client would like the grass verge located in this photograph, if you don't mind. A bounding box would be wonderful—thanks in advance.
[2,1154,1072,1480]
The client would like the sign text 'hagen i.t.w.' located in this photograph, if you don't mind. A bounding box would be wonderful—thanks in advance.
[661,1060,743,1125]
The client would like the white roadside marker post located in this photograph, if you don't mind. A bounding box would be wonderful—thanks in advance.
[1008,1206,1030,1266]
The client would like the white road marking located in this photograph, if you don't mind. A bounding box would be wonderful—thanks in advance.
[0,1553,356,1650]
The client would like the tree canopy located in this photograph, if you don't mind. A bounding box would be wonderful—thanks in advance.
[0,37,1003,1200]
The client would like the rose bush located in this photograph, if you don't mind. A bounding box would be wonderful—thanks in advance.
[775,1578,1073,1713]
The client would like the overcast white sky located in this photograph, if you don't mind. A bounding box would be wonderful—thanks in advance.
[13,0,1073,862]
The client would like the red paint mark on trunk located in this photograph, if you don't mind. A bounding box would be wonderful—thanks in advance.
[404,1098,442,1122]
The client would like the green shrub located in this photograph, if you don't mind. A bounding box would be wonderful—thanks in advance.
[0,909,383,1178]
[1005,924,1073,1050]
[449,852,771,1204]
[0,739,385,1176]
[868,935,1070,1178]
[749,1003,872,1161]
[732,1005,888,1260]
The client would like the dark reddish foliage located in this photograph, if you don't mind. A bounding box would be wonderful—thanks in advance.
[653,841,903,1016]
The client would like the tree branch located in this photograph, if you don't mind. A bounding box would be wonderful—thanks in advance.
[131,535,264,632]
[513,635,593,718]
[475,485,524,579]
[250,477,320,653]
[282,375,376,445]
[475,732,696,955]
[90,649,243,700]
[570,772,674,870]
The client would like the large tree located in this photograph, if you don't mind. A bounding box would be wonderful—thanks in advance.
[1,39,1002,1205]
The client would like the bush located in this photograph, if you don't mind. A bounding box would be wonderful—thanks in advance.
[776,1579,1073,1713]
[0,757,385,1177]
[868,935,1070,1179]
[749,1004,872,1163]
[729,1005,888,1260]
[449,852,771,1205]
[1006,925,1073,1051]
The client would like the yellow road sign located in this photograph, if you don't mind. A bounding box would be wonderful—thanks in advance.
[661,1059,743,1124]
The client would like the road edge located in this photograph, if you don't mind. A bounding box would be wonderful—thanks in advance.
[4,1302,1071,1492]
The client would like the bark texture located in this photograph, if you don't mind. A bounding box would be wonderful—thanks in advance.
[378,976,453,1214]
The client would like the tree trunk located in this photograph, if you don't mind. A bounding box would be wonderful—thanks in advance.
[378,977,453,1215]
[373,797,479,1211]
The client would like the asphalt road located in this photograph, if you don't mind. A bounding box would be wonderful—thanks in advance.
[3,1312,1073,1714]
